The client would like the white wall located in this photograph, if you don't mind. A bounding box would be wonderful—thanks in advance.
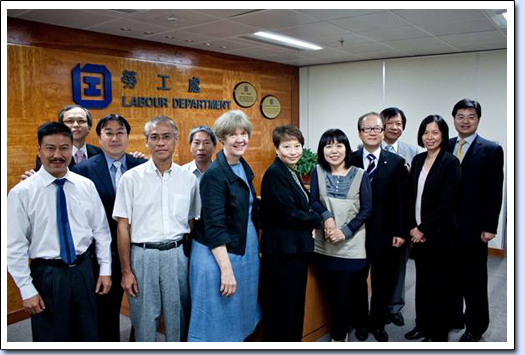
[300,50,507,249]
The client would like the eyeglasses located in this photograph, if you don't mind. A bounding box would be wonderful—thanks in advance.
[63,118,88,125]
[148,134,174,143]
[454,115,478,122]
[360,126,384,133]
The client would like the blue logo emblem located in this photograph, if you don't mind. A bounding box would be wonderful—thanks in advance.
[72,64,112,108]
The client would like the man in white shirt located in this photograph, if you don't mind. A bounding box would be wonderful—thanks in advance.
[113,116,201,342]
[7,122,112,341]
[182,125,217,180]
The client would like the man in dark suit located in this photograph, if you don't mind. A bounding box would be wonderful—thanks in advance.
[73,114,147,341]
[352,112,407,342]
[447,99,504,342]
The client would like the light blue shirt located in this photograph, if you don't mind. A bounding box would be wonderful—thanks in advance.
[453,133,477,158]
[104,154,127,191]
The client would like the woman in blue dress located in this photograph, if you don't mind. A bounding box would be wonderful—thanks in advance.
[188,110,261,342]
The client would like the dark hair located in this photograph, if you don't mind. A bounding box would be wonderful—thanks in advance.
[317,129,353,171]
[57,104,93,127]
[357,112,382,131]
[272,125,304,148]
[417,115,449,149]
[188,125,217,146]
[452,99,482,119]
[380,107,407,129]
[96,114,131,136]
[38,122,73,145]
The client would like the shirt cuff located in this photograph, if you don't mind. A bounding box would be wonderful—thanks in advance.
[341,225,354,240]
[321,211,333,221]
[20,284,39,301]
[98,263,112,276]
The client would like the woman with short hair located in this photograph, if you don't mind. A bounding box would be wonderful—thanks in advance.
[260,125,322,341]
[188,110,261,342]
[310,129,372,342]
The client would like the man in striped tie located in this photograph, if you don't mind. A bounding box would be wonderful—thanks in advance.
[352,112,407,342]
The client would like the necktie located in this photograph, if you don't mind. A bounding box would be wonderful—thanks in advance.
[75,149,86,164]
[456,139,466,163]
[113,161,122,191]
[54,179,76,264]
[366,154,377,182]
[386,145,395,153]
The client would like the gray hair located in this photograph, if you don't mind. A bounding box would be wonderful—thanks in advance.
[357,111,382,131]
[213,110,253,142]
[188,125,217,146]
[144,115,178,140]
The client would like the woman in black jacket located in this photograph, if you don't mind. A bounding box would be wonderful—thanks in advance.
[260,125,322,341]
[404,115,461,342]
[188,110,261,342]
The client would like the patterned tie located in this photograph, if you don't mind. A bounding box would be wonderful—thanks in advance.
[386,145,395,153]
[366,154,377,182]
[113,161,122,191]
[456,139,466,163]
[54,179,76,264]
[75,149,86,164]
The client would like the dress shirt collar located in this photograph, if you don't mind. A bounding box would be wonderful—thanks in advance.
[364,146,382,160]
[145,158,175,177]
[383,140,399,153]
[457,133,477,146]
[72,143,88,160]
[104,153,127,172]
[39,167,74,187]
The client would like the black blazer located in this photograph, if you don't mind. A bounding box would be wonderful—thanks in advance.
[72,153,147,253]
[352,148,407,259]
[36,143,103,171]
[196,150,259,256]
[408,149,461,243]
[260,157,322,255]
[447,135,504,244]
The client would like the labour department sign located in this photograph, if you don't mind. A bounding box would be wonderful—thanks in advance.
[72,64,112,109]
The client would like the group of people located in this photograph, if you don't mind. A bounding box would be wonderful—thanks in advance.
[7,98,504,343]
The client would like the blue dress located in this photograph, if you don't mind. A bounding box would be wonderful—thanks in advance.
[188,163,261,342]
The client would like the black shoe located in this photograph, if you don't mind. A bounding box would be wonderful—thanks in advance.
[387,312,405,326]
[355,328,369,341]
[459,331,481,342]
[370,327,388,342]
[405,327,426,340]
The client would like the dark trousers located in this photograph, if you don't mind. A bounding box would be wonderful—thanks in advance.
[452,241,490,336]
[388,243,409,313]
[413,242,453,341]
[261,253,309,342]
[30,253,97,341]
[369,249,399,328]
[93,254,124,342]
[324,266,368,341]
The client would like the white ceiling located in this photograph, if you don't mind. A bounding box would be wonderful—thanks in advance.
[7,8,508,66]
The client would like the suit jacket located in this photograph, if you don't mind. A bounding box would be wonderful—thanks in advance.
[72,153,147,254]
[195,150,259,256]
[446,135,504,244]
[35,143,103,171]
[352,148,407,260]
[408,149,461,243]
[382,140,420,167]
[260,157,321,255]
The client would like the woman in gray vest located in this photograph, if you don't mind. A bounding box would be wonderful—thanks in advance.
[310,129,372,342]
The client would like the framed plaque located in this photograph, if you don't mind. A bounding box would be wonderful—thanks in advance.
[233,82,257,108]
[260,95,281,119]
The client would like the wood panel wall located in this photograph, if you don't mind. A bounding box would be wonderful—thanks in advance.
[7,18,298,321]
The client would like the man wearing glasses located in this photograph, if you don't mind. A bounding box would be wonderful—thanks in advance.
[447,99,504,342]
[113,116,201,342]
[352,112,407,342]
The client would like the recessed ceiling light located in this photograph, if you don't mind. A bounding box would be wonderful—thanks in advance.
[165,35,175,39]
[143,31,154,35]
[120,27,131,32]
[184,39,194,43]
[220,45,227,49]
[203,42,211,46]
[252,31,322,51]
[168,17,178,21]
